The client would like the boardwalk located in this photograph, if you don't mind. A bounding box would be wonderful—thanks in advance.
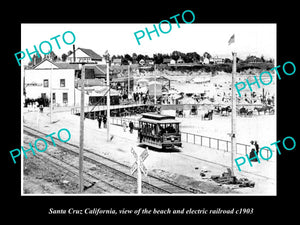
[71,103,264,114]
[70,103,151,115]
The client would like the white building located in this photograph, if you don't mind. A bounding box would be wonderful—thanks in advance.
[211,56,225,64]
[66,47,106,64]
[24,59,78,107]
[203,57,210,64]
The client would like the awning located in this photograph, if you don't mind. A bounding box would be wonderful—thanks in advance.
[89,86,119,96]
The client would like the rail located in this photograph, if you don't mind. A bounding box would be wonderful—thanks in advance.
[70,103,151,115]
[109,117,272,160]
[180,132,272,160]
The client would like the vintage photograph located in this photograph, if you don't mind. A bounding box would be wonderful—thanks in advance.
[21,23,276,195]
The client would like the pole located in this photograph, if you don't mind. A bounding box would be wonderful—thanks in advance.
[106,58,111,142]
[79,65,85,193]
[137,153,142,194]
[128,64,130,96]
[154,64,157,105]
[50,62,53,123]
[231,52,237,176]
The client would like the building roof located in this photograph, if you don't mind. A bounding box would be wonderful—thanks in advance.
[53,62,80,69]
[67,47,103,61]
[78,48,102,60]
[85,64,106,76]
[31,59,80,70]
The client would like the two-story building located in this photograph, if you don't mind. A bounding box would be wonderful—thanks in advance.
[24,59,78,107]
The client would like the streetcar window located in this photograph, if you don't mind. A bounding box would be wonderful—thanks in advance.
[164,123,178,134]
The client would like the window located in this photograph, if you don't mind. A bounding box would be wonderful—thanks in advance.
[60,79,65,87]
[52,93,56,104]
[63,93,68,104]
[43,79,49,87]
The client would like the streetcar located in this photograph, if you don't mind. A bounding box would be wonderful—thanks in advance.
[138,113,182,150]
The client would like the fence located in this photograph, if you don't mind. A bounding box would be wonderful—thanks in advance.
[109,116,272,160]
[111,117,139,128]
[181,132,241,155]
[70,103,150,115]
[180,131,272,160]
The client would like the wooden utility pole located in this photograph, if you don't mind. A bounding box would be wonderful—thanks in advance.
[128,64,130,96]
[49,61,55,124]
[231,52,237,176]
[70,62,96,193]
[154,64,157,105]
[79,64,85,193]
[105,52,111,142]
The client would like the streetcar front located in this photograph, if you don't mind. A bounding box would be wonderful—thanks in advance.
[159,122,182,149]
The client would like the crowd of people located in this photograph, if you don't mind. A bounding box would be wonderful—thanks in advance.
[117,88,151,105]
[132,91,150,104]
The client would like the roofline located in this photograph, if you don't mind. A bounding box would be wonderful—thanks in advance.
[141,113,176,120]
[77,47,103,60]
[139,118,180,124]
[32,58,57,69]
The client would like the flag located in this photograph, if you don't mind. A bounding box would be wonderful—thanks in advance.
[228,34,235,45]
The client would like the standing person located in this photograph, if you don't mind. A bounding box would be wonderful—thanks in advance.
[103,115,107,128]
[129,121,134,133]
[123,120,127,132]
[249,140,258,162]
[39,104,44,113]
[250,140,255,151]
[97,115,102,129]
[254,140,259,154]
[138,127,143,143]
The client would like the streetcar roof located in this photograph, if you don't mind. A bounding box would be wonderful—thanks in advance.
[139,118,180,124]
[140,113,176,120]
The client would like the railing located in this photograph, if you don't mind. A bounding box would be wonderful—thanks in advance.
[70,103,151,115]
[180,131,272,160]
[111,117,140,128]
[108,116,272,160]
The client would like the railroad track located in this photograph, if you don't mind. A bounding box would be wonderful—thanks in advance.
[23,125,202,194]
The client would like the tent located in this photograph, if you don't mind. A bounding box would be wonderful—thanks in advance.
[201,98,212,104]
[137,78,149,86]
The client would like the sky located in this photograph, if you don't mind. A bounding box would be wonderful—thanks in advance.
[21,23,276,65]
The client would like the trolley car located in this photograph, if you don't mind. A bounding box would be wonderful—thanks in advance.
[138,113,182,150]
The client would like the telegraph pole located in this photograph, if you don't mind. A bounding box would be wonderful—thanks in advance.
[79,64,85,193]
[231,52,237,176]
[49,62,53,123]
[128,64,130,96]
[105,52,111,142]
[70,60,96,193]
[154,64,157,105]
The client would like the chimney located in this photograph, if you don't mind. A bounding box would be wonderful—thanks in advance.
[73,44,76,62]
